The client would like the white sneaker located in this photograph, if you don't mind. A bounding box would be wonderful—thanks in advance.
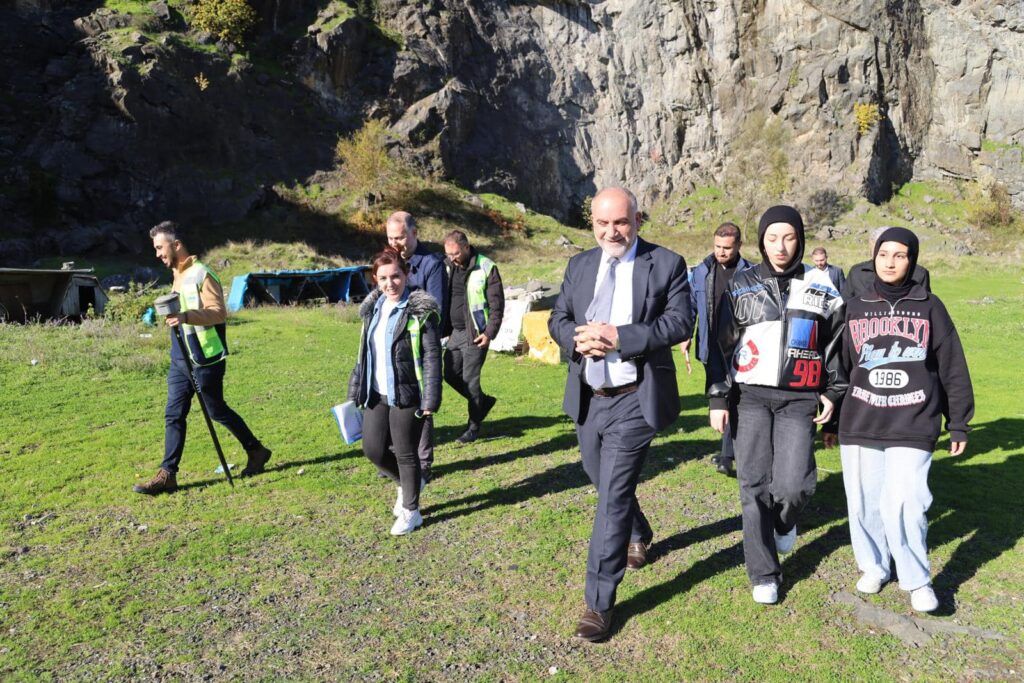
[392,486,403,517]
[910,585,939,612]
[774,526,797,555]
[856,572,889,595]
[392,478,428,517]
[390,507,423,536]
[752,582,779,604]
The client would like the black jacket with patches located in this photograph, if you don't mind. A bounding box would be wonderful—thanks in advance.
[838,283,974,450]
[348,289,442,413]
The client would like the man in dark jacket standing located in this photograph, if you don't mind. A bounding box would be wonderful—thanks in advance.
[442,230,504,444]
[811,247,846,293]
[679,222,753,475]
[386,211,447,480]
[549,187,693,641]
[844,227,930,299]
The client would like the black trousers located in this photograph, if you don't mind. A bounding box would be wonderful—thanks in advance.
[161,359,258,474]
[575,390,656,612]
[362,392,425,510]
[733,384,818,585]
[443,328,491,429]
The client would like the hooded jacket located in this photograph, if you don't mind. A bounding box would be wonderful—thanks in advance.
[838,235,973,450]
[707,206,848,409]
[348,288,442,413]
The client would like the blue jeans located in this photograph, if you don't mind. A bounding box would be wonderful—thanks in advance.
[733,384,818,586]
[161,360,259,473]
[840,444,933,591]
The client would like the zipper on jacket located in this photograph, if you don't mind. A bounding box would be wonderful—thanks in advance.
[769,277,789,387]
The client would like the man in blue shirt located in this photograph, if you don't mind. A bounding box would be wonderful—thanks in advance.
[386,211,447,481]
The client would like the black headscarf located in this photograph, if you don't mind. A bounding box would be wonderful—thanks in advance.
[872,226,919,301]
[757,205,805,280]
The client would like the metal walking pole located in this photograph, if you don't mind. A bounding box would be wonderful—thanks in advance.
[156,294,234,487]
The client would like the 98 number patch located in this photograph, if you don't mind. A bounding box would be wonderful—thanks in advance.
[789,359,822,388]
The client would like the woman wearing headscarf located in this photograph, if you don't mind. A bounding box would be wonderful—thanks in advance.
[349,248,442,536]
[837,227,974,612]
[707,205,848,604]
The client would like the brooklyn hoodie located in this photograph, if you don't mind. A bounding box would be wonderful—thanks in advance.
[838,282,974,450]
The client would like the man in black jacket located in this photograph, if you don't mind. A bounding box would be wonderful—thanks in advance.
[442,230,504,444]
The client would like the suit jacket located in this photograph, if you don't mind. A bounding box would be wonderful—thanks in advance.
[548,238,694,431]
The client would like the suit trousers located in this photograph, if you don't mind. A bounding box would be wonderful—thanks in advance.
[733,384,818,586]
[443,328,491,429]
[576,390,657,612]
[161,359,259,474]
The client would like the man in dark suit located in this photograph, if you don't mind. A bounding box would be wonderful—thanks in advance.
[549,187,693,642]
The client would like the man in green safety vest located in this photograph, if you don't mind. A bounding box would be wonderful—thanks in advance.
[442,230,505,443]
[133,221,272,495]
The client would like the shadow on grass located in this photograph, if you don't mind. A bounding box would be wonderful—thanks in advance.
[926,418,1024,615]
[615,469,850,629]
[268,450,360,474]
[425,429,718,526]
[431,415,574,457]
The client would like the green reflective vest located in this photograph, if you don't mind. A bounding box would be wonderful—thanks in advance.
[465,253,495,336]
[407,309,440,403]
[178,261,227,366]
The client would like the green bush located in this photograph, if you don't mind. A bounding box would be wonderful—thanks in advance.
[724,113,792,227]
[104,282,170,325]
[334,120,399,211]
[190,0,257,45]
[967,181,1020,232]
[803,189,853,227]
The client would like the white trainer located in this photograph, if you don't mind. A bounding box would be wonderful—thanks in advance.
[910,585,939,612]
[390,507,423,536]
[856,572,889,595]
[392,486,403,517]
[392,478,428,517]
[752,582,779,604]
[774,526,797,555]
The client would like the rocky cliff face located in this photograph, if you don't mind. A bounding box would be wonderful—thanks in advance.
[2,0,1021,264]
[308,0,1020,218]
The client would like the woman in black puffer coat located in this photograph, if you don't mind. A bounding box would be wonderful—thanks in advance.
[348,249,442,536]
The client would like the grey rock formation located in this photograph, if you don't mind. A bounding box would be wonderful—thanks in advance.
[300,0,1024,218]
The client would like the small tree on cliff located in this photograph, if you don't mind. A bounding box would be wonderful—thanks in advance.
[335,120,398,212]
[191,0,258,45]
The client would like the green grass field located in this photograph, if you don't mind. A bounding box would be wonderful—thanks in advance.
[1,267,1022,681]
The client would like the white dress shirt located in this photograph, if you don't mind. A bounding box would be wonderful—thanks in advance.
[586,239,638,388]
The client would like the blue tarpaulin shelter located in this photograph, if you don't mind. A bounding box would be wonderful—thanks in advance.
[227,266,370,312]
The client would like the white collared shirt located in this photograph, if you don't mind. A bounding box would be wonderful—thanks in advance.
[587,239,638,388]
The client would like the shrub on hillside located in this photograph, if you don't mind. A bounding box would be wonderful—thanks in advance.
[335,120,400,211]
[803,189,852,227]
[191,0,257,45]
[967,181,1019,232]
[724,113,792,226]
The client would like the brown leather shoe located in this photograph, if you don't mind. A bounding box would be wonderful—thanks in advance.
[627,541,650,570]
[573,608,612,642]
[133,468,177,495]
[241,444,272,477]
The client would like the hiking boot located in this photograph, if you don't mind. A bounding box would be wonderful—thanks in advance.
[241,444,272,477]
[133,468,177,495]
